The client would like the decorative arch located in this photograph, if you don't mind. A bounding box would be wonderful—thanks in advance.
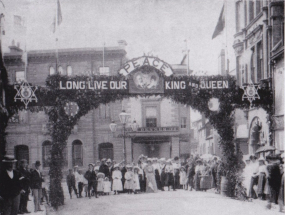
[2,56,273,208]
[99,142,113,160]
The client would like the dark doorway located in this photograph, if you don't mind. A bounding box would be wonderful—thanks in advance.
[147,144,159,158]
[15,145,29,166]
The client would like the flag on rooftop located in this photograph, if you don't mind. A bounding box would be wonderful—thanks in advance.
[51,0,63,33]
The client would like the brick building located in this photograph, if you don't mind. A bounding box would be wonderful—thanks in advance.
[233,0,284,154]
[4,44,191,172]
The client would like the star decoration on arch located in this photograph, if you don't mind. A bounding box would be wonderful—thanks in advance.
[241,82,260,107]
[14,81,38,109]
[64,102,79,117]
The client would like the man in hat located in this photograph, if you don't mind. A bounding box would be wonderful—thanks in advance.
[159,158,166,191]
[17,159,31,214]
[99,158,110,179]
[30,161,44,212]
[0,155,25,215]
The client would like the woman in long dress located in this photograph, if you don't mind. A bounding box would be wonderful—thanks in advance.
[124,165,134,194]
[144,159,158,193]
[194,159,202,191]
[133,166,141,194]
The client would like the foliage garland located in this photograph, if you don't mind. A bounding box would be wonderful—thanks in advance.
[0,66,273,208]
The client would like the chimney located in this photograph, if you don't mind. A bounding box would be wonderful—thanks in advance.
[117,40,127,47]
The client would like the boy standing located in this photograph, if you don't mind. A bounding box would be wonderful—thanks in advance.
[66,169,78,199]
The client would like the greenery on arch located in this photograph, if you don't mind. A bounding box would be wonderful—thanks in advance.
[0,66,273,209]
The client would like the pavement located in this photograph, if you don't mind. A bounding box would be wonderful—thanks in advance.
[25,195,47,215]
[45,185,283,215]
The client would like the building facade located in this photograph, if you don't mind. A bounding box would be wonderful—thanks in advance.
[4,44,191,172]
[233,0,284,154]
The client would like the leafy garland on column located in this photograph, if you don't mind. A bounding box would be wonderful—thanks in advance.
[1,70,273,208]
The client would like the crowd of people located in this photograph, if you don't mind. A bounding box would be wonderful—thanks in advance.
[0,152,284,215]
[65,154,225,200]
[242,153,284,212]
[0,156,47,215]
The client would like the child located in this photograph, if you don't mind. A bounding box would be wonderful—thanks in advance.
[124,165,134,194]
[77,170,84,198]
[84,163,98,199]
[97,172,105,196]
[179,166,187,190]
[41,175,49,204]
[112,164,123,195]
[103,177,111,195]
[67,169,79,199]
[133,166,141,194]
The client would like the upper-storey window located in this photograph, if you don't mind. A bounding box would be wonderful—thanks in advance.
[250,48,255,82]
[15,71,25,83]
[145,106,157,128]
[249,0,254,22]
[236,1,242,32]
[58,66,66,75]
[67,65,72,76]
[99,67,110,76]
[256,42,263,82]
[255,0,262,15]
[49,66,55,75]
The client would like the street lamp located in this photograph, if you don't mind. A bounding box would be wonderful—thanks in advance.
[109,110,132,162]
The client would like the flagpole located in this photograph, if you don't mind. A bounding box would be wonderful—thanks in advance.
[225,0,229,75]
[103,42,105,68]
[55,0,59,73]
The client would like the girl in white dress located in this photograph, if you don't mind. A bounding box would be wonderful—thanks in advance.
[179,166,187,190]
[112,164,123,194]
[124,165,134,194]
[103,177,111,195]
[133,166,141,194]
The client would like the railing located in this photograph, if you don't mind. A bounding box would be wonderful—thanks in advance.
[132,126,179,132]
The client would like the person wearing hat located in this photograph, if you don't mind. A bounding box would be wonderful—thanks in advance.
[17,159,31,214]
[152,158,162,191]
[99,158,110,179]
[144,159,158,193]
[66,169,79,199]
[159,158,166,191]
[84,163,98,198]
[164,159,175,191]
[106,159,113,179]
[124,165,134,194]
[173,157,181,190]
[112,164,123,195]
[96,172,105,196]
[133,166,141,194]
[30,161,44,212]
[194,159,202,191]
[265,155,282,210]
[186,157,195,191]
[252,157,269,200]
[0,155,25,215]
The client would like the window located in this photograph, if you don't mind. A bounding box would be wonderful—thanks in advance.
[256,0,261,15]
[42,141,52,167]
[236,1,242,32]
[245,64,248,84]
[250,48,255,82]
[99,67,110,76]
[58,66,65,75]
[244,0,247,26]
[99,104,110,119]
[99,142,114,160]
[67,66,72,76]
[49,67,55,75]
[146,118,157,127]
[181,117,187,128]
[145,106,157,127]
[72,140,83,166]
[15,71,25,83]
[257,42,263,82]
[249,0,254,22]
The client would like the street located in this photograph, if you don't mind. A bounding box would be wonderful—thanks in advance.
[47,188,281,215]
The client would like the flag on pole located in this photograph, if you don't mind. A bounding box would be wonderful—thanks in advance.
[212,4,225,39]
[51,0,62,33]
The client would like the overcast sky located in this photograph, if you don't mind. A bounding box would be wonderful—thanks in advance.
[2,0,236,74]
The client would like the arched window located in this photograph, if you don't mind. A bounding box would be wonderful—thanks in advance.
[42,141,52,167]
[99,142,113,160]
[58,66,66,75]
[67,66,72,76]
[49,67,55,75]
[15,145,29,166]
[72,140,83,166]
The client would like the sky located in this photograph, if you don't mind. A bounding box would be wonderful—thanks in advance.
[2,0,236,74]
